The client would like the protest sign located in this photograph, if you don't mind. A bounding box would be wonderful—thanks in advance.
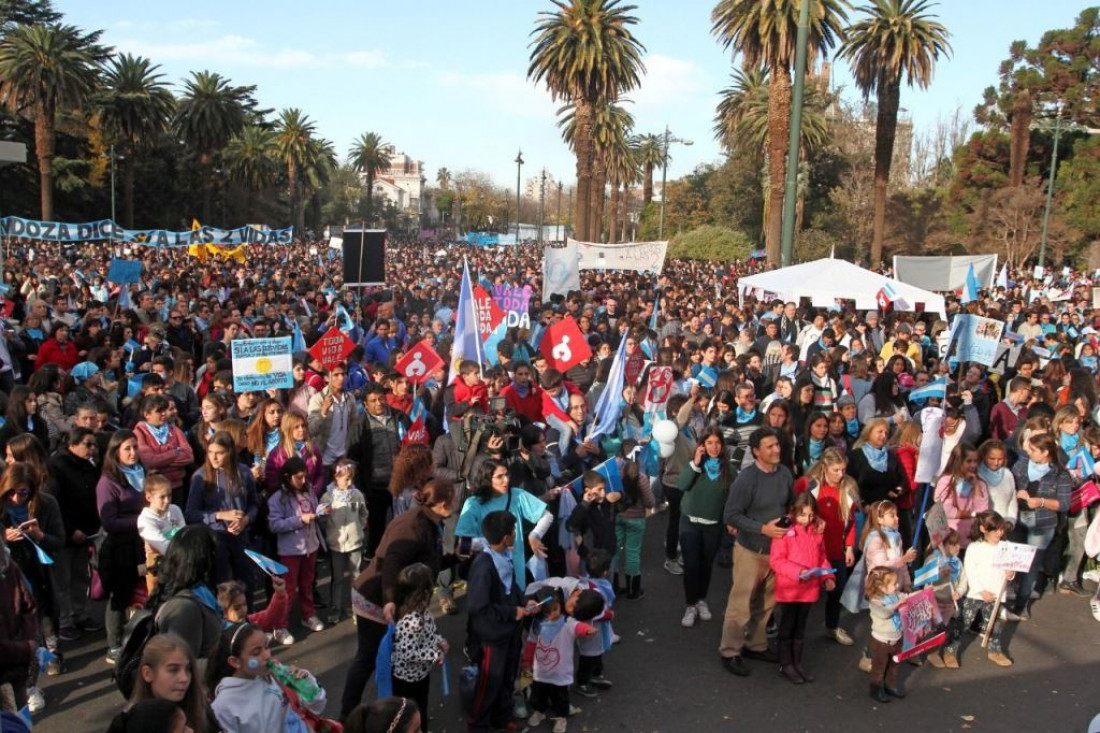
[988,344,1022,375]
[106,258,142,285]
[992,541,1039,573]
[953,314,1005,366]
[643,366,673,413]
[308,329,356,372]
[1093,287,1100,310]
[893,587,946,663]
[543,243,581,302]
[924,502,950,548]
[571,238,668,274]
[394,339,444,384]
[231,337,293,392]
[492,284,532,329]
[539,316,591,372]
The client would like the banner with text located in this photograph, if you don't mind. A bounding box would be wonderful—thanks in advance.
[570,238,668,274]
[492,284,533,329]
[231,337,293,392]
[0,216,293,246]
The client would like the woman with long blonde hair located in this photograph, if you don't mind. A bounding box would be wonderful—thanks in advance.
[263,411,324,496]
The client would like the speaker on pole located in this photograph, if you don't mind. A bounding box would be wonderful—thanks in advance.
[341,229,386,286]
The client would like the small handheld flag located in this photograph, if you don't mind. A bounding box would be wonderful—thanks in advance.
[909,377,948,402]
[245,549,289,577]
[913,558,940,588]
[441,656,451,697]
[962,263,981,304]
[22,533,53,565]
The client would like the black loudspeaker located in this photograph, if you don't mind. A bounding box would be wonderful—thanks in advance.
[341,229,386,286]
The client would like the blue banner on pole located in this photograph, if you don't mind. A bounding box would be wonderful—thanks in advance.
[106,258,143,285]
[0,215,293,247]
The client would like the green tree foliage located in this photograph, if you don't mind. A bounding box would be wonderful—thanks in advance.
[1058,136,1100,240]
[668,224,752,261]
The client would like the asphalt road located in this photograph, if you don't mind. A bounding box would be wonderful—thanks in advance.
[32,512,1100,733]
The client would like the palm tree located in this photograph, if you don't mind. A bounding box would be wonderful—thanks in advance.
[528,0,646,242]
[604,136,638,242]
[175,70,253,222]
[273,108,318,234]
[839,0,950,265]
[348,131,391,225]
[0,23,109,220]
[633,133,663,208]
[559,100,634,241]
[300,136,337,232]
[436,166,451,190]
[711,0,848,265]
[96,53,175,226]
[225,124,278,220]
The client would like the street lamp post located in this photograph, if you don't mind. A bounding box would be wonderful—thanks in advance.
[658,125,692,240]
[1038,104,1064,269]
[514,150,524,241]
[109,143,117,228]
[538,169,546,245]
[556,181,563,242]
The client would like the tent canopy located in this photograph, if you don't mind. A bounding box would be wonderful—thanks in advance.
[736,257,946,317]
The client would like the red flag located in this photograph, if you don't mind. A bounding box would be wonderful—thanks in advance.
[394,339,444,384]
[539,316,592,372]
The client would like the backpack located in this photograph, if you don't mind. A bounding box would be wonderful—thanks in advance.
[113,595,198,698]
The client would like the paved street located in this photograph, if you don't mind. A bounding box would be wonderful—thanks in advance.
[33,513,1100,732]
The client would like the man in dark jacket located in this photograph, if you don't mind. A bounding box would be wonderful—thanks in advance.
[466,511,534,733]
[348,384,410,556]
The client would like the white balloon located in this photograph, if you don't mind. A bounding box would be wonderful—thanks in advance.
[651,419,678,445]
[658,442,676,458]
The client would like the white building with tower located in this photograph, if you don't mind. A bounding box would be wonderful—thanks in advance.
[363,145,426,215]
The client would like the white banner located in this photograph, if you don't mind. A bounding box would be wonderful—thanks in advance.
[542,242,581,303]
[570,238,668,274]
[893,254,998,292]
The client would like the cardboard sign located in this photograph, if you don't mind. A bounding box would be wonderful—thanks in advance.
[894,587,946,662]
[394,339,444,384]
[924,502,950,548]
[308,329,356,372]
[231,337,293,392]
[954,314,1005,367]
[106,258,142,285]
[992,540,1039,573]
[644,365,673,413]
[539,316,592,372]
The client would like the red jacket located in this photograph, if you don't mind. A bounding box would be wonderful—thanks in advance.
[134,422,195,488]
[540,380,584,425]
[793,477,856,561]
[453,379,489,412]
[35,337,80,372]
[247,588,288,632]
[501,382,543,423]
[894,444,919,510]
[769,522,832,603]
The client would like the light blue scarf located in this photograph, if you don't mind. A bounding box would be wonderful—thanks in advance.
[120,463,146,493]
[809,438,824,462]
[144,421,170,445]
[861,443,888,472]
[265,429,281,456]
[1060,431,1080,454]
[1027,460,1052,482]
[956,478,973,498]
[846,418,860,438]
[978,464,1005,487]
[735,406,757,424]
[704,457,721,481]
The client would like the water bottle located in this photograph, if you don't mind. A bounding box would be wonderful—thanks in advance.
[267,660,320,702]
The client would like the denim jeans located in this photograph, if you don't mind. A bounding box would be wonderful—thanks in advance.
[1011,524,1055,613]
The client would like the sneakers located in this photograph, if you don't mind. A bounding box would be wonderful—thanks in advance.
[695,600,712,621]
[304,616,325,632]
[105,647,121,665]
[988,652,1013,667]
[681,605,698,628]
[46,654,63,677]
[553,718,567,733]
[664,558,684,575]
[574,683,598,698]
[1059,581,1090,597]
[722,655,750,677]
[513,692,529,718]
[27,686,44,714]
[610,633,621,644]
[58,626,82,642]
[1017,608,1031,621]
[1090,595,1100,622]
[1083,569,1100,583]
[590,675,613,689]
[828,627,855,646]
[528,711,546,727]
[1001,608,1022,622]
[272,628,296,646]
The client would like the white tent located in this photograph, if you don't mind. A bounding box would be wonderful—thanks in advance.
[736,257,946,317]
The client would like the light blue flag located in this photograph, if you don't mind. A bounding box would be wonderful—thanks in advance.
[483,319,508,367]
[290,319,306,353]
[335,303,355,333]
[451,258,483,375]
[1069,446,1096,477]
[527,322,545,351]
[440,656,451,697]
[23,534,53,565]
[649,287,660,331]
[962,263,980,304]
[697,365,719,389]
[118,286,132,309]
[909,377,948,402]
[592,457,624,496]
[913,558,940,588]
[244,549,289,577]
[587,334,629,442]
[17,704,32,730]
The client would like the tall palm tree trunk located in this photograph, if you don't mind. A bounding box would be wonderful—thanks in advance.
[765,69,791,266]
[1009,89,1031,188]
[608,181,620,243]
[643,163,654,207]
[200,152,214,223]
[34,103,55,220]
[589,165,605,242]
[573,100,595,241]
[621,183,631,242]
[870,75,901,267]
[123,152,136,227]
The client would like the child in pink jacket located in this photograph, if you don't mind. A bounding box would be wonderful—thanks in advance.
[769,492,836,685]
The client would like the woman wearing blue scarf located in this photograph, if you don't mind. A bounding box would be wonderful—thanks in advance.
[1052,406,1082,461]
[846,419,913,539]
[95,430,148,663]
[0,386,49,461]
[933,443,989,548]
[146,525,224,671]
[794,413,830,477]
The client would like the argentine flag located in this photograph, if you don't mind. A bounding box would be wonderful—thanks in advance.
[451,258,483,377]
[587,334,629,443]
[961,263,980,304]
[909,377,948,402]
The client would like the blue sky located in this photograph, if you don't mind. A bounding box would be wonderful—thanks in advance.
[56,0,1086,189]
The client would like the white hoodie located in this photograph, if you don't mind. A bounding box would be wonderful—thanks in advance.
[212,674,327,733]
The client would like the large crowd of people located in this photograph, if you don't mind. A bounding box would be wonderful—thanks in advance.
[0,235,1097,733]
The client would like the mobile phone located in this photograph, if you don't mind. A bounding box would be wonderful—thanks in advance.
[775,517,792,529]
